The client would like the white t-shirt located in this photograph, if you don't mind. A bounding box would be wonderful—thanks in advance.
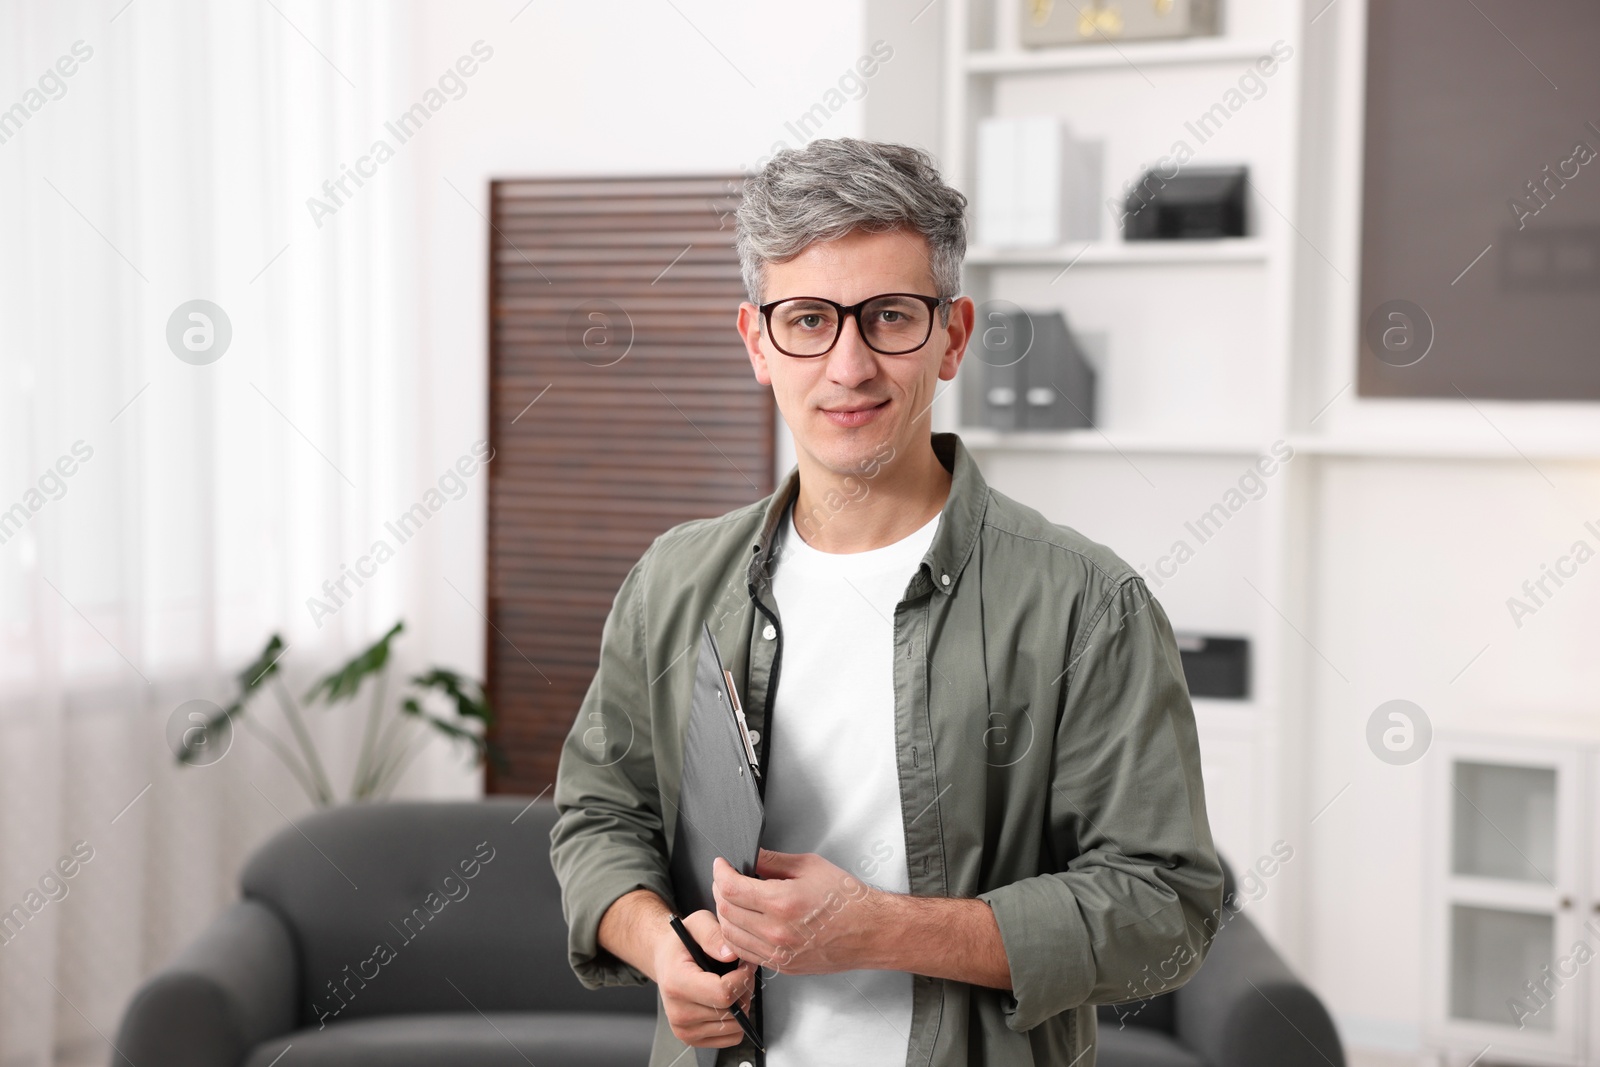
[758,496,941,1067]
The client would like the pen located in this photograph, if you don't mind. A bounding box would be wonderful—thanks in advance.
[667,912,764,1051]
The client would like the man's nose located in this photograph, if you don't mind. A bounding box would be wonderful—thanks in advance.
[826,315,879,386]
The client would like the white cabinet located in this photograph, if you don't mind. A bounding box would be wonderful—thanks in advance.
[1192,699,1264,876]
[1425,735,1600,1066]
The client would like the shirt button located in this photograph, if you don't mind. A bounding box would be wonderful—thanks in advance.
[739,1061,754,1067]
[940,573,951,586]
[762,623,776,640]
[747,729,760,746]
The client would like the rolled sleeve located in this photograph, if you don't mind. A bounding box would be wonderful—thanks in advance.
[978,874,1096,1032]
[979,576,1224,1032]
[549,543,677,989]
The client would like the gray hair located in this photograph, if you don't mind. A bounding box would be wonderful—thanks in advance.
[734,138,968,319]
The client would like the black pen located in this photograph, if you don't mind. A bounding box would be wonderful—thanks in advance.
[667,913,763,1051]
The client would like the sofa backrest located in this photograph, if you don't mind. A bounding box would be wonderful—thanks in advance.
[241,798,658,1027]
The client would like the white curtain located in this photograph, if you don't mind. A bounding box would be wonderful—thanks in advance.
[0,4,457,1064]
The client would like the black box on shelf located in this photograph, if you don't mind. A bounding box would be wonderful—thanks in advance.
[961,309,1096,431]
[1174,633,1250,699]
[1124,166,1247,240]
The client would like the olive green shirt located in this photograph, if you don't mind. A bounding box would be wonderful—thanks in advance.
[550,431,1223,1067]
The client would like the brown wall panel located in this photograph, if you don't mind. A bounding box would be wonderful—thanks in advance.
[484,175,773,795]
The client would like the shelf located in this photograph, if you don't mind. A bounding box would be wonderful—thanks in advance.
[957,427,1273,456]
[1286,434,1600,462]
[965,38,1283,75]
[966,239,1270,267]
[955,428,1600,462]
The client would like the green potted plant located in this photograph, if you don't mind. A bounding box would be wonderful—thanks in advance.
[177,620,503,805]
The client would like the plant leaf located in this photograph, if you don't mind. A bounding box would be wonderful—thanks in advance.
[237,633,288,694]
[174,703,240,765]
[400,675,500,769]
[176,632,284,766]
[407,668,493,727]
[303,620,404,706]
[484,737,511,776]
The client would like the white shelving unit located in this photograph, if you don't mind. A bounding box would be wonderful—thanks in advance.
[933,0,1308,940]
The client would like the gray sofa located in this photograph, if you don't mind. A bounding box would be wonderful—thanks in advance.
[111,798,655,1067]
[112,799,1343,1066]
[1095,856,1346,1067]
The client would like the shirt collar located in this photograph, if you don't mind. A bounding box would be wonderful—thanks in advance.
[747,431,988,599]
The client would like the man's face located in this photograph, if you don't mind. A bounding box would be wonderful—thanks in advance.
[737,226,974,479]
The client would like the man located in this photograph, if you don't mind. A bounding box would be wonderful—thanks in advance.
[550,137,1222,1067]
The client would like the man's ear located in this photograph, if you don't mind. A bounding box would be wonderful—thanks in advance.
[737,302,772,385]
[938,296,976,382]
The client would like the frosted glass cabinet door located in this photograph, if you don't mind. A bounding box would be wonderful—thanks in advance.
[1452,762,1557,883]
[1424,737,1584,1065]
[1449,905,1555,1030]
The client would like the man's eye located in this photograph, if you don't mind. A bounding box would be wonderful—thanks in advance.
[795,314,827,330]
[875,310,905,323]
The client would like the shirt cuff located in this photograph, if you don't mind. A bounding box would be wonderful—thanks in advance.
[978,874,1096,1032]
[563,862,677,989]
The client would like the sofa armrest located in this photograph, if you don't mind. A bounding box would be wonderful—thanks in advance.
[112,899,298,1067]
[1174,911,1345,1067]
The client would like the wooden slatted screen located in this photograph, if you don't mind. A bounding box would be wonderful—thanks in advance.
[485,175,775,795]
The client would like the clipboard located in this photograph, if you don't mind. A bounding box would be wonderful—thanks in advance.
[668,621,765,920]
[668,622,767,1064]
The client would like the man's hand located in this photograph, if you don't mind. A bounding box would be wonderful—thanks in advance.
[711,848,881,975]
[653,909,757,1049]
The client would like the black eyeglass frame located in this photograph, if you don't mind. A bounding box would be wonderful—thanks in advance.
[756,292,954,358]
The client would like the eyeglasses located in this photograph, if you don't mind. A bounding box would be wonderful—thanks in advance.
[757,292,953,358]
